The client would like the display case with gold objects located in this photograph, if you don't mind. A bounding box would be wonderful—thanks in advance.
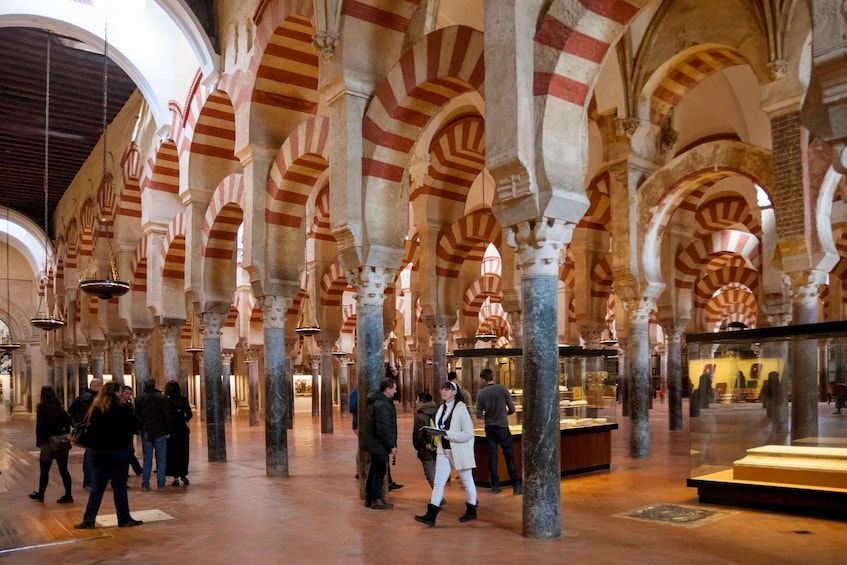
[686,321,847,518]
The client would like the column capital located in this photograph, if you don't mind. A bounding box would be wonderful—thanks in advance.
[201,311,226,339]
[349,266,395,308]
[160,324,183,347]
[221,352,234,365]
[261,295,290,329]
[132,330,152,352]
[108,338,128,356]
[622,297,656,326]
[507,219,573,277]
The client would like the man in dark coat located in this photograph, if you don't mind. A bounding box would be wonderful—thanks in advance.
[134,378,171,491]
[359,378,397,510]
[412,392,438,487]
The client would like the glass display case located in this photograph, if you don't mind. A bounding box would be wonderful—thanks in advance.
[686,321,847,518]
[453,346,619,485]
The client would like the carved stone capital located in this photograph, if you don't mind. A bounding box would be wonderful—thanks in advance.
[221,352,234,365]
[507,218,573,277]
[616,117,640,138]
[132,330,152,352]
[200,311,226,339]
[766,59,788,81]
[160,324,182,348]
[350,267,394,308]
[261,295,290,329]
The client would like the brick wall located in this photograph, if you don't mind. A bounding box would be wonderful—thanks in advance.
[771,111,804,240]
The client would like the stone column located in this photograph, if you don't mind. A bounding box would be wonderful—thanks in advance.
[161,324,182,385]
[353,270,393,399]
[201,310,227,462]
[53,354,64,405]
[790,276,824,440]
[316,336,337,433]
[510,221,571,540]
[310,355,321,418]
[132,331,152,384]
[108,338,127,385]
[24,351,32,412]
[262,295,290,477]
[624,300,654,457]
[66,352,77,407]
[47,355,55,389]
[664,322,687,431]
[424,317,452,391]
[246,348,260,426]
[77,350,89,396]
[179,353,193,404]
[195,351,205,422]
[338,357,350,417]
[221,352,233,423]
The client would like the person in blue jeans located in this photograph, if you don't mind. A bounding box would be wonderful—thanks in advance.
[134,378,171,491]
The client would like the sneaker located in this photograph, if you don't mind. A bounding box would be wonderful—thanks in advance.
[388,482,404,491]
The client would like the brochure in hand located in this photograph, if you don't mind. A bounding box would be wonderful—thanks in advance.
[421,426,447,436]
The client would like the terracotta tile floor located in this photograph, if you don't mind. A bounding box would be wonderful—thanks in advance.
[1,401,845,564]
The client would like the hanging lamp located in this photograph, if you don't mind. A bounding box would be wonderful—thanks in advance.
[79,21,130,300]
[295,293,321,336]
[1,206,22,353]
[30,33,65,332]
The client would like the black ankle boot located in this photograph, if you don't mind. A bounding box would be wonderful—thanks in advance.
[458,502,477,522]
[414,503,441,526]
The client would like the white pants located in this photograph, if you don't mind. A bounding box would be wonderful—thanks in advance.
[429,450,477,506]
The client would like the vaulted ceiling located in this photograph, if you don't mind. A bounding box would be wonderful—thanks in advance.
[0,26,137,235]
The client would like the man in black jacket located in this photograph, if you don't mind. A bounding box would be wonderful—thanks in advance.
[69,378,102,489]
[134,378,171,491]
[359,378,397,510]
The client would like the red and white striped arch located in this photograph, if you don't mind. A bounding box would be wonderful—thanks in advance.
[402,236,420,272]
[183,89,238,164]
[362,26,484,187]
[675,230,760,290]
[161,213,187,280]
[581,169,611,232]
[704,287,758,331]
[130,236,148,293]
[435,210,502,278]
[203,175,246,261]
[695,194,761,237]
[647,45,749,127]
[320,260,349,308]
[117,142,142,220]
[462,275,502,319]
[64,220,78,271]
[414,116,485,211]
[98,173,117,227]
[142,138,180,195]
[341,302,357,335]
[266,116,330,229]
[590,254,613,299]
[78,199,97,259]
[693,266,759,312]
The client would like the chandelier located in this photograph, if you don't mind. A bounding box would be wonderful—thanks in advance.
[79,21,130,300]
[30,33,65,332]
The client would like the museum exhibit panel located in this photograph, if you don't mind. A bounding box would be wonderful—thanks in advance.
[454,346,619,486]
[686,322,847,517]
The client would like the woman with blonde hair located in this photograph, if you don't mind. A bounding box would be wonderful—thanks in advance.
[74,381,144,529]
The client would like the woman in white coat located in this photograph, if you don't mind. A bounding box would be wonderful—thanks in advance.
[414,380,477,526]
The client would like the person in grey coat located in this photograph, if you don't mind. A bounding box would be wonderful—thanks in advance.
[359,378,398,510]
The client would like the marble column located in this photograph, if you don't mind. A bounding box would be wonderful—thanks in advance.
[77,351,89,396]
[246,348,260,426]
[354,270,393,398]
[24,352,32,412]
[424,317,452,391]
[47,356,55,389]
[263,295,290,476]
[132,330,152,384]
[221,352,233,423]
[53,354,64,405]
[66,353,77,407]
[511,223,570,540]
[316,336,336,433]
[90,342,105,379]
[664,322,687,431]
[195,351,205,422]
[285,338,297,429]
[109,338,127,385]
[624,300,653,458]
[310,355,320,418]
[179,353,192,401]
[201,310,227,462]
[791,278,823,441]
[338,357,350,417]
[161,324,182,385]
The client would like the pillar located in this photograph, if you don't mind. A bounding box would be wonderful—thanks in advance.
[195,351,205,422]
[77,350,89,396]
[664,322,687,431]
[624,301,653,458]
[201,310,227,462]
[179,352,192,402]
[262,295,290,477]
[247,348,260,426]
[221,352,233,423]
[161,324,182,385]
[66,353,77,407]
[109,338,127,385]
[46,356,55,389]
[424,317,452,391]
[338,357,350,417]
[132,330,152,384]
[310,354,320,418]
[790,277,824,440]
[316,336,336,433]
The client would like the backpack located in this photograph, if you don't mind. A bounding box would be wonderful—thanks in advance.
[423,417,438,454]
